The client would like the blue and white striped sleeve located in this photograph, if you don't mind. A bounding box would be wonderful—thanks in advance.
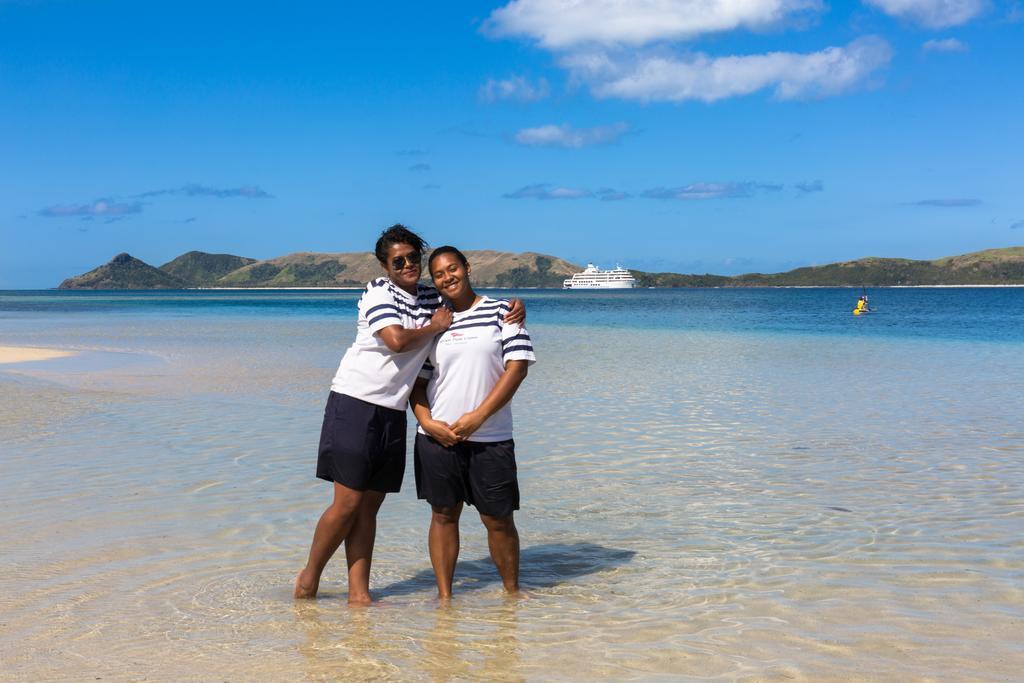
[361,284,403,334]
[418,356,434,380]
[500,320,536,366]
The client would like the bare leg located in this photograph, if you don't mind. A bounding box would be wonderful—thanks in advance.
[480,513,519,593]
[428,504,463,599]
[343,490,386,605]
[294,482,364,599]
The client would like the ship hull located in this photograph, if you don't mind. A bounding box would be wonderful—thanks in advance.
[563,263,637,289]
[562,280,636,290]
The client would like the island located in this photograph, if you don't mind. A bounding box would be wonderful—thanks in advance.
[58,247,1024,289]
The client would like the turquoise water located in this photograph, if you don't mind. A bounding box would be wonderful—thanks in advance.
[1,288,1022,680]
[3,287,1023,342]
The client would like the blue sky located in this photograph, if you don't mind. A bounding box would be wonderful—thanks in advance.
[2,0,1022,287]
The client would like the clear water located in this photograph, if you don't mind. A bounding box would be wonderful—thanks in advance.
[1,288,1022,680]
[3,287,1023,343]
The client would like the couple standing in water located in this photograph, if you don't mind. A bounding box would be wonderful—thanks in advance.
[294,225,535,603]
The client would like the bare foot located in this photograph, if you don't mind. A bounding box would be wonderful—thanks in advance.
[347,592,374,607]
[294,569,319,599]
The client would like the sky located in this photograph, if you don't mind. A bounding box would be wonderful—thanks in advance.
[2,0,1022,288]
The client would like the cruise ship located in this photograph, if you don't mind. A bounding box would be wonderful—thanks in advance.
[562,263,637,289]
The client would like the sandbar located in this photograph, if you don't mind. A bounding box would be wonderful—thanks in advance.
[0,346,78,364]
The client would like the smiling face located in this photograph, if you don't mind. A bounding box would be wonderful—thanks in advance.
[430,251,473,303]
[382,242,422,292]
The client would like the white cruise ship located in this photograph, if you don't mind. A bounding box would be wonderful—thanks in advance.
[562,263,637,289]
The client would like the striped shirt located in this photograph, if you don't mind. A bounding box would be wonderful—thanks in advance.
[418,296,536,442]
[330,278,441,410]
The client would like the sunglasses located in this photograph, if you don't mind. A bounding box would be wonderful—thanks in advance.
[390,252,422,271]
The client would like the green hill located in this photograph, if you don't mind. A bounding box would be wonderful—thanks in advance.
[159,251,257,286]
[59,253,185,289]
[213,252,357,287]
[57,246,1024,289]
[193,250,579,288]
[728,248,1024,286]
[632,271,733,287]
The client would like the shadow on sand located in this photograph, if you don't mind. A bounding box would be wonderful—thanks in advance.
[377,542,635,599]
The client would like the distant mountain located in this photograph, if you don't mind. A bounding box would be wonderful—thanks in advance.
[57,247,1024,289]
[632,272,734,288]
[452,251,578,288]
[727,247,1024,286]
[58,249,581,289]
[211,250,580,288]
[59,253,185,289]
[159,251,257,286]
[214,252,361,287]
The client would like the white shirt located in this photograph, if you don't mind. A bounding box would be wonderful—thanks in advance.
[331,278,441,410]
[418,296,536,442]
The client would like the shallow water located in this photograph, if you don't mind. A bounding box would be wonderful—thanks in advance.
[1,289,1023,680]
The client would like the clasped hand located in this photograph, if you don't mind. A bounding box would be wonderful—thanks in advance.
[425,410,484,447]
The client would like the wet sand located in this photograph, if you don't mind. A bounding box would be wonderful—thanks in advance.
[2,311,1023,680]
[0,345,77,364]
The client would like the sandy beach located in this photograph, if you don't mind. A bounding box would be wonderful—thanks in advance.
[0,345,77,364]
[2,288,1023,680]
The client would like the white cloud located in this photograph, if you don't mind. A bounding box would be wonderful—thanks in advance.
[479,75,550,102]
[863,0,987,28]
[563,37,891,102]
[485,0,823,48]
[643,182,783,200]
[912,198,982,206]
[513,122,629,148]
[597,188,631,201]
[39,199,143,218]
[504,184,593,199]
[138,184,272,199]
[922,37,968,52]
[796,179,825,193]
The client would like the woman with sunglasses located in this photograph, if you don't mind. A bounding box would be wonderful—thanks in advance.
[295,225,524,603]
[410,246,536,599]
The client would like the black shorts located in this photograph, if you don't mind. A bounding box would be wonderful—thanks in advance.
[316,391,406,493]
[414,433,519,518]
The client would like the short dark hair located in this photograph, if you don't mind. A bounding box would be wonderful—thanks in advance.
[375,224,427,264]
[428,245,468,272]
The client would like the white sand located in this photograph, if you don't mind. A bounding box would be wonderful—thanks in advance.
[0,346,77,364]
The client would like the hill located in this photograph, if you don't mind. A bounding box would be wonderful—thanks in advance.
[57,249,582,289]
[213,252,359,287]
[159,251,257,286]
[57,247,1024,289]
[210,250,580,288]
[458,251,579,287]
[59,253,185,289]
[729,247,1024,286]
[633,271,733,287]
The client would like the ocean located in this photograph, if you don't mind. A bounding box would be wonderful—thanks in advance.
[1,287,1022,680]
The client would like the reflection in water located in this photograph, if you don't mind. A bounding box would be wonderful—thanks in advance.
[2,306,1024,680]
[422,605,472,682]
[294,601,404,679]
[483,599,524,683]
[291,589,528,680]
[420,600,523,682]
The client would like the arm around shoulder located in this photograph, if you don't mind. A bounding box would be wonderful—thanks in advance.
[376,307,452,353]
